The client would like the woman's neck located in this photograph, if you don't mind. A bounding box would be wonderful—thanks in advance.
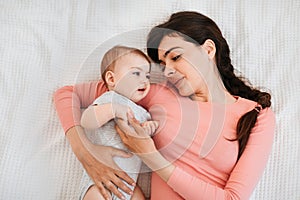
[190,76,236,104]
[191,91,236,104]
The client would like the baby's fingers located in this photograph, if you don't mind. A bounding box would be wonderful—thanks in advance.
[152,121,159,130]
[143,126,151,136]
[149,121,159,135]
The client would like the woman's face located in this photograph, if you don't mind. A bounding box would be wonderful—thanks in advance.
[157,36,212,99]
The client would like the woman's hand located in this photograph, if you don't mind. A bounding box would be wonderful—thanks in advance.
[66,126,136,199]
[115,111,157,155]
[115,112,175,182]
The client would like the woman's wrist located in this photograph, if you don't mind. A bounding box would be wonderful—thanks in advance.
[140,151,175,182]
[66,126,92,160]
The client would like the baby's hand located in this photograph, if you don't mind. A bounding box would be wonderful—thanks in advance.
[141,120,159,136]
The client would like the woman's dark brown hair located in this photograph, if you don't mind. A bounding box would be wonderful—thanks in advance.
[147,11,271,160]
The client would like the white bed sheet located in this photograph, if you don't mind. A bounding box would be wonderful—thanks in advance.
[0,0,299,199]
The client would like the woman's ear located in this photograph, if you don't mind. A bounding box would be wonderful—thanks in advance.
[202,39,216,60]
[105,71,115,88]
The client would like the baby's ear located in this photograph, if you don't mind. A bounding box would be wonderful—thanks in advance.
[202,39,216,60]
[105,71,115,87]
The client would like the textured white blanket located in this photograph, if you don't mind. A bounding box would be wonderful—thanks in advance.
[0,0,299,199]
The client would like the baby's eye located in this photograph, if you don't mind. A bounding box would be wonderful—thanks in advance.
[171,54,181,61]
[132,71,140,76]
[146,74,150,79]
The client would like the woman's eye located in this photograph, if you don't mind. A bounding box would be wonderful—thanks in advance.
[146,74,150,79]
[157,60,166,72]
[171,54,181,61]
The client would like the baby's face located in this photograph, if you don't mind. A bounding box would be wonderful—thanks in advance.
[113,54,150,102]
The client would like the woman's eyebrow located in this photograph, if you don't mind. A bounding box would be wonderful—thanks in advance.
[163,47,182,58]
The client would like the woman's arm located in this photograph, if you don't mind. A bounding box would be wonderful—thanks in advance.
[53,82,101,132]
[116,112,175,182]
[66,126,135,199]
[166,108,275,200]
[53,81,136,199]
[117,108,275,200]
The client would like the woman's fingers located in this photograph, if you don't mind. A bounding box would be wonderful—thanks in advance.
[115,118,134,136]
[126,111,148,138]
[102,180,123,200]
[109,156,136,188]
[103,148,136,192]
[94,181,111,200]
[102,162,135,198]
[82,144,136,199]
[110,172,135,196]
[116,125,129,143]
[93,164,134,199]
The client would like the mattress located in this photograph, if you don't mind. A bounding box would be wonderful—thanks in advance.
[0,0,299,199]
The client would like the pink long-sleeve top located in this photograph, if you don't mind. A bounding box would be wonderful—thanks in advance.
[53,81,275,200]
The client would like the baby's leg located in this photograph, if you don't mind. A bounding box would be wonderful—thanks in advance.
[130,185,145,200]
[83,185,111,200]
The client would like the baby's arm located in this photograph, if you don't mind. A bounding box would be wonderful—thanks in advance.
[81,102,131,130]
[81,104,114,130]
[141,120,159,136]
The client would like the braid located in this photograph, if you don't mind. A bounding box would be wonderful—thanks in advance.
[218,39,271,159]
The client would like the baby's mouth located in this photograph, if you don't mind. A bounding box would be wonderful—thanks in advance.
[138,88,146,92]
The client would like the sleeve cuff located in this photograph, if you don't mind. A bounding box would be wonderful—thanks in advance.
[167,166,182,188]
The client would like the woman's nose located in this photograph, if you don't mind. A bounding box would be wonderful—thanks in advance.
[164,67,176,77]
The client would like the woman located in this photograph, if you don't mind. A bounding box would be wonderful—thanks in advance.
[54,11,275,200]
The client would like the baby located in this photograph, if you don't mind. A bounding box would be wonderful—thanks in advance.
[79,45,158,200]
